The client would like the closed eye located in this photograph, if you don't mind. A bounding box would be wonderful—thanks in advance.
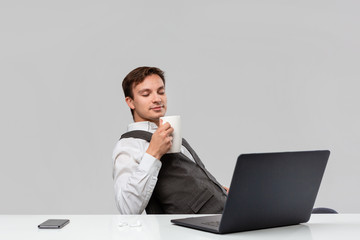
[158,87,165,95]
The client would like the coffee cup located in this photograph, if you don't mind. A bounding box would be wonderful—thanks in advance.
[160,115,181,153]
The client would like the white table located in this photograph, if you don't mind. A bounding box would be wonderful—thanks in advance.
[1,214,359,240]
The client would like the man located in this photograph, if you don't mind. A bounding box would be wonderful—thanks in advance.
[112,66,227,214]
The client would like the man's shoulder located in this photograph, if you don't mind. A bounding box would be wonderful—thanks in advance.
[116,134,149,146]
[112,136,149,161]
[112,121,155,160]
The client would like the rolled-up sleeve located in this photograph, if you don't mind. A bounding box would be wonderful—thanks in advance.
[112,139,162,214]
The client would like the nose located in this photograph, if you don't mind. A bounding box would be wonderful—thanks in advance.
[152,93,162,103]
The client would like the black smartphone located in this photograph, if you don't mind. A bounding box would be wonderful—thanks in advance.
[38,219,70,229]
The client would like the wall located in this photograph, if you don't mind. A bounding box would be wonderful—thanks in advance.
[0,0,359,213]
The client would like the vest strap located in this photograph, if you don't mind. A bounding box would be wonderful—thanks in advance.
[120,130,152,142]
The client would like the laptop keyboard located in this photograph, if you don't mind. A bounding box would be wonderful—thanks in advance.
[202,221,220,228]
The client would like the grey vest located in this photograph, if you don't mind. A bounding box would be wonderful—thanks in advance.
[120,130,227,214]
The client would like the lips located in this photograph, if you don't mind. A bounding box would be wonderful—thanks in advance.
[150,105,164,111]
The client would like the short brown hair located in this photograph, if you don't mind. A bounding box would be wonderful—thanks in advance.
[122,66,165,99]
[122,66,165,117]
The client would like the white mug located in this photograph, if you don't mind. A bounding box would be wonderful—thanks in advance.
[160,115,181,153]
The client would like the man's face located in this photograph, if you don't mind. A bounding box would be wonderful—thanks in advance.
[126,74,167,124]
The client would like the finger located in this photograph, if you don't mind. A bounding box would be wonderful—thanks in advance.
[156,122,167,132]
[167,136,173,146]
[161,122,171,130]
[166,127,174,135]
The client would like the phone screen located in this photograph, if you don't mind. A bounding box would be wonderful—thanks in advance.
[38,219,70,229]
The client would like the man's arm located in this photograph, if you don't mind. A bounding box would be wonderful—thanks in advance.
[112,122,174,214]
[113,140,162,214]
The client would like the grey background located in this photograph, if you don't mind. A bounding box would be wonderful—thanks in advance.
[1,0,359,214]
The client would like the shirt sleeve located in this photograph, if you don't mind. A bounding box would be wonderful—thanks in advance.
[112,139,162,214]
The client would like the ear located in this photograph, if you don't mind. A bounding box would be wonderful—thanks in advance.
[125,96,135,110]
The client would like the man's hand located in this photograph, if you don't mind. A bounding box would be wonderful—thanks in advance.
[146,121,174,160]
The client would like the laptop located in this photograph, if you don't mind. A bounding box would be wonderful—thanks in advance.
[171,150,330,234]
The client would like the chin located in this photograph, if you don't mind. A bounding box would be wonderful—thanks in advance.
[148,109,166,120]
[155,113,166,119]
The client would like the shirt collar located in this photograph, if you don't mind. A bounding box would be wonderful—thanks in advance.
[127,121,158,133]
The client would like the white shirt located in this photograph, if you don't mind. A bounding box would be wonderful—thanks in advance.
[112,121,195,214]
